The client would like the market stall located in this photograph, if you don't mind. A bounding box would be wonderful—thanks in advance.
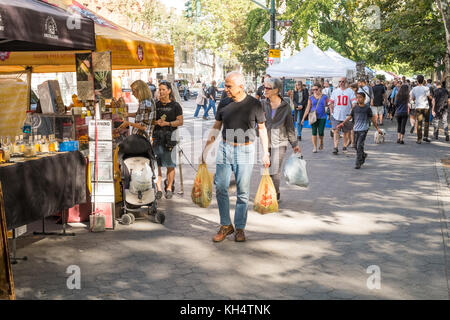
[266,43,349,78]
[0,0,97,300]
[1,0,175,226]
[0,0,174,73]
[0,152,86,230]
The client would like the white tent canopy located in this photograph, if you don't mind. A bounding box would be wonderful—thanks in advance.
[266,43,348,78]
[324,48,376,77]
[375,70,395,81]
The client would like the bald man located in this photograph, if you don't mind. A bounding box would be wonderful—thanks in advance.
[201,71,270,243]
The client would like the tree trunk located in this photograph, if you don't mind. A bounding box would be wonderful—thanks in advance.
[436,0,450,89]
[212,53,216,81]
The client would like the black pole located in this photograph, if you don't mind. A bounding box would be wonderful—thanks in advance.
[270,0,276,49]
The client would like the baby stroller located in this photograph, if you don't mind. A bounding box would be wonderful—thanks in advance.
[117,134,165,225]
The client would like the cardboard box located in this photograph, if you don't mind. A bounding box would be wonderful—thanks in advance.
[37,80,65,114]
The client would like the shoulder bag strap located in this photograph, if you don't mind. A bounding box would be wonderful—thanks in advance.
[312,95,322,112]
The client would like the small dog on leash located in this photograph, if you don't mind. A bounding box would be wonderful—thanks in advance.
[374,128,386,144]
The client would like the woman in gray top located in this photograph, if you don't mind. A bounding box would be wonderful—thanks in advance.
[262,77,301,201]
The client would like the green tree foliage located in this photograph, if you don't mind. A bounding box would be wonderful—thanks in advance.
[360,0,446,74]
[183,0,254,77]
[236,8,270,74]
[280,0,370,61]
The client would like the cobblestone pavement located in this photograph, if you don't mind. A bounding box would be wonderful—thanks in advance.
[10,101,450,300]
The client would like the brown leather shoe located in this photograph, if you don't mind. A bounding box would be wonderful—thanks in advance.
[212,225,234,242]
[234,229,246,242]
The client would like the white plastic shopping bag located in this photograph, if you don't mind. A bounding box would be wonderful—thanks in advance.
[130,163,152,193]
[283,154,309,188]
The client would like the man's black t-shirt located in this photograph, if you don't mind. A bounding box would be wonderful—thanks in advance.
[372,84,386,106]
[217,93,233,111]
[216,95,266,143]
[153,100,183,136]
[208,86,217,100]
[434,87,449,113]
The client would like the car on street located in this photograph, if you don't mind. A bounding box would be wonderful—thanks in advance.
[189,83,203,99]
[175,79,190,101]
[216,81,225,101]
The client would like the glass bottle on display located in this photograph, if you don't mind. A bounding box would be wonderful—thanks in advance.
[2,137,11,162]
[7,136,13,155]
[49,134,59,152]
[23,111,33,141]
[34,135,41,152]
[23,136,36,158]
[19,135,25,153]
[0,140,3,163]
[40,136,49,153]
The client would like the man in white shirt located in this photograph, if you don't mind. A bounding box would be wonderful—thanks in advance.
[410,75,433,143]
[322,80,332,99]
[357,79,374,106]
[329,77,357,155]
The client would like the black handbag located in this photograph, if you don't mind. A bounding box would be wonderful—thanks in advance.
[154,129,178,151]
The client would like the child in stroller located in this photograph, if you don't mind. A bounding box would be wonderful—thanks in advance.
[117,134,165,224]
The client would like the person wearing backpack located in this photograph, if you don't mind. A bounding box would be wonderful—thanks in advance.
[301,83,328,153]
[394,84,410,144]
[432,80,449,141]
[194,83,207,118]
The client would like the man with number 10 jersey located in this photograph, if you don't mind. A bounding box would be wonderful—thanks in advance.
[329,77,356,155]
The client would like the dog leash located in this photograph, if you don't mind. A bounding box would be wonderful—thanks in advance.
[177,145,197,172]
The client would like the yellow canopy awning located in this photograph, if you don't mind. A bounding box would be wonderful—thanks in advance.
[0,0,174,73]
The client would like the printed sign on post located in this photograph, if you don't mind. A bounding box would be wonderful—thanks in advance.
[88,119,115,229]
[89,120,112,141]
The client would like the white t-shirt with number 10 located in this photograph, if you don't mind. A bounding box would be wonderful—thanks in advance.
[330,88,356,121]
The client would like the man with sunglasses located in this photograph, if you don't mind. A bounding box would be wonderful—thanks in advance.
[329,77,357,155]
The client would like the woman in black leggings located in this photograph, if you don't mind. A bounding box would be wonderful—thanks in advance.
[395,85,410,144]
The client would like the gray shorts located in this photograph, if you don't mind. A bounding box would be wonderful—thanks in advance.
[331,117,353,133]
[371,106,384,115]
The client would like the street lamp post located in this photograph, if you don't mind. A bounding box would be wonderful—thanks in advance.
[269,0,276,49]
[249,0,276,49]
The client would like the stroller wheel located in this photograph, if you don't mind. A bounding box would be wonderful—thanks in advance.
[128,213,136,224]
[121,214,132,225]
[148,204,157,215]
[148,213,156,223]
[155,213,165,224]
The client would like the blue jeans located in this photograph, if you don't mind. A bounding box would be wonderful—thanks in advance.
[194,104,205,117]
[204,98,216,118]
[215,141,255,229]
[296,109,304,137]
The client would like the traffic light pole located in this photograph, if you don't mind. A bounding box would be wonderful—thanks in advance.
[270,0,276,49]
[249,0,276,49]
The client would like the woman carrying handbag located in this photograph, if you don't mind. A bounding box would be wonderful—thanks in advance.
[302,83,329,153]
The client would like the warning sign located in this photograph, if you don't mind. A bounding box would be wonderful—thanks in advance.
[269,49,281,58]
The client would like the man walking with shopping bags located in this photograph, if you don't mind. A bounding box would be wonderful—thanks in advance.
[201,72,270,242]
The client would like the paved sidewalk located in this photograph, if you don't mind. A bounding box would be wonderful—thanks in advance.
[9,113,450,300]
